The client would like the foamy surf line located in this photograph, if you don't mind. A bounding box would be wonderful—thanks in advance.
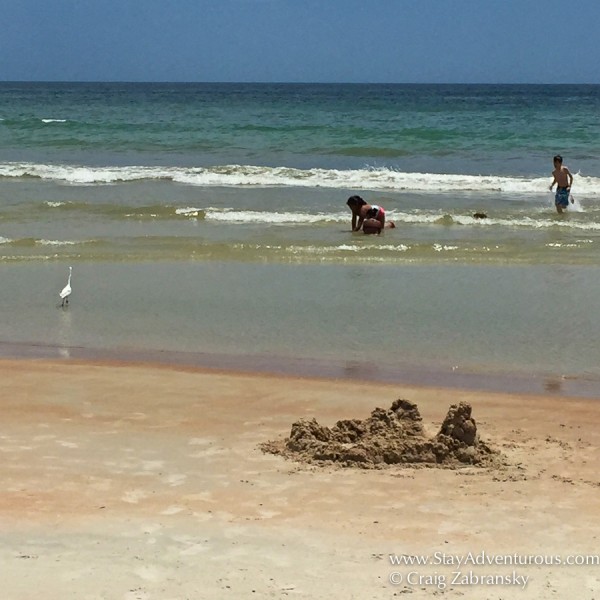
[204,210,600,231]
[1,162,598,195]
[0,340,599,399]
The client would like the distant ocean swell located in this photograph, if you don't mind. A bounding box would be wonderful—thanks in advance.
[1,161,598,195]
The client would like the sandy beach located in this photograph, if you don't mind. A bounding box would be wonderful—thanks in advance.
[1,358,599,599]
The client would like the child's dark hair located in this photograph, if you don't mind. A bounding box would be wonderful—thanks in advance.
[553,154,563,163]
[346,195,366,207]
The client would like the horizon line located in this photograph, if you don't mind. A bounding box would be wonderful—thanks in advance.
[1,80,599,86]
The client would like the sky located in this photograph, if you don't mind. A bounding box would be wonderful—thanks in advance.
[2,0,600,84]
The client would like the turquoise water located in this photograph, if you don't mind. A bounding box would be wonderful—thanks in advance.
[1,83,600,392]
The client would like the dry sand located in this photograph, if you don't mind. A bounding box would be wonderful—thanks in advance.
[0,358,599,599]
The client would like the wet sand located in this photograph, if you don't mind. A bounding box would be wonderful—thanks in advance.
[1,358,599,599]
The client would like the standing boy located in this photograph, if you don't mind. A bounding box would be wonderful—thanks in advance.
[549,155,574,214]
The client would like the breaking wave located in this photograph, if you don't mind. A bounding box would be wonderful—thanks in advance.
[1,161,598,196]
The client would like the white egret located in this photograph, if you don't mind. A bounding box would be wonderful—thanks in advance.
[59,266,72,307]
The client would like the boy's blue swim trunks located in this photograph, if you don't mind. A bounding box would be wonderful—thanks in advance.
[555,187,570,208]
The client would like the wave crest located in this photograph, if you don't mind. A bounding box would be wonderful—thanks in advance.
[2,161,598,195]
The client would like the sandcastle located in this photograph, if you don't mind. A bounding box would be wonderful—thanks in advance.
[262,399,502,468]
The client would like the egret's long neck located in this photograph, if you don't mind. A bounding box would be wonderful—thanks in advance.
[67,273,72,285]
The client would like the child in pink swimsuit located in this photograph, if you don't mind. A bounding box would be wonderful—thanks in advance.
[346,195,395,234]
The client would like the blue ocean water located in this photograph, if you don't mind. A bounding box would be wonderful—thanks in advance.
[1,82,600,171]
[1,83,599,392]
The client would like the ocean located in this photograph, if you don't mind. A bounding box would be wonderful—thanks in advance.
[1,82,600,395]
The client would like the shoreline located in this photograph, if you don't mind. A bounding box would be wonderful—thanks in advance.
[1,339,599,399]
[1,357,599,599]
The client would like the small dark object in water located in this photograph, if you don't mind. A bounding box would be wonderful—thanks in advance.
[473,212,488,219]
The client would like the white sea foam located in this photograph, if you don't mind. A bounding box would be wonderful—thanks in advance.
[175,207,203,217]
[569,197,585,212]
[199,208,600,232]
[284,244,411,255]
[387,211,600,232]
[1,161,599,196]
[510,218,600,231]
[335,244,409,252]
[205,209,334,224]
[37,239,77,246]
[433,244,459,252]
[41,119,67,123]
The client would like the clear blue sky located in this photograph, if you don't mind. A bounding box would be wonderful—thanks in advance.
[3,0,599,83]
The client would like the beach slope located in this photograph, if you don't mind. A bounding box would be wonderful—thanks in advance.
[1,359,598,599]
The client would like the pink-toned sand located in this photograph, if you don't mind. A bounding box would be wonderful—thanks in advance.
[1,358,598,599]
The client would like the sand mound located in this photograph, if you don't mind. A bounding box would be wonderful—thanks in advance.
[261,399,502,469]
